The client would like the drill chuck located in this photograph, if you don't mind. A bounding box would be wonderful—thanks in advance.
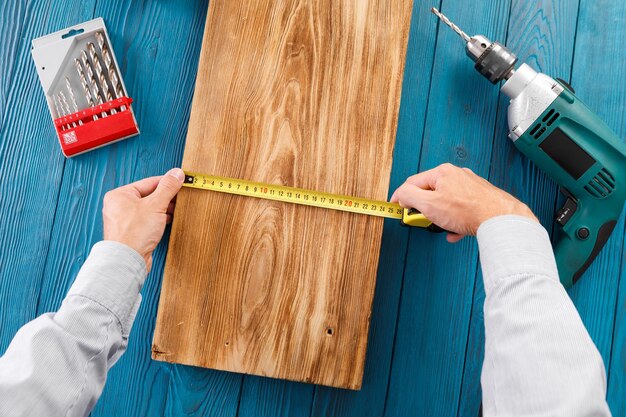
[472,41,518,84]
[432,8,518,83]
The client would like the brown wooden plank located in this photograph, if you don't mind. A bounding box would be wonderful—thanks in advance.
[152,0,412,390]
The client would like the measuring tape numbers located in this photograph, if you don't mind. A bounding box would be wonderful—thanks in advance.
[182,172,439,230]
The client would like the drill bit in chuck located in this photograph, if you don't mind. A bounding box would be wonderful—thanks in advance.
[430,7,517,84]
[431,8,470,42]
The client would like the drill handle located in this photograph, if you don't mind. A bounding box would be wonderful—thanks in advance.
[554,216,618,288]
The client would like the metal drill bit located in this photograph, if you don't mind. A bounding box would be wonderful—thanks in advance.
[52,94,68,129]
[96,32,127,111]
[95,31,106,52]
[81,51,104,105]
[431,8,471,42]
[81,50,107,117]
[65,76,83,125]
[75,58,98,120]
[58,92,77,127]
[87,42,116,114]
[57,91,70,114]
[52,94,63,118]
[64,77,79,113]
[107,66,126,111]
[431,7,516,82]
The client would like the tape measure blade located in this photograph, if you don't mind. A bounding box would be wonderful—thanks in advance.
[183,173,403,220]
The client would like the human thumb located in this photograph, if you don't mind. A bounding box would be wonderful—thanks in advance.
[152,168,185,206]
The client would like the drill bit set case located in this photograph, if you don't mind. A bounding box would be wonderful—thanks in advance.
[31,18,139,157]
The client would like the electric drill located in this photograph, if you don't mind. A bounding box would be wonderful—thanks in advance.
[431,8,626,288]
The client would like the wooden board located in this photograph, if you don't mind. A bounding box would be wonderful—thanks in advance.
[152,0,413,389]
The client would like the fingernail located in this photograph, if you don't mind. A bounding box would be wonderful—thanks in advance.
[167,168,185,182]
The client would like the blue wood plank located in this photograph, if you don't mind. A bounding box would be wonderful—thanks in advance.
[164,365,242,417]
[384,1,511,415]
[565,0,625,373]
[569,0,626,413]
[456,271,485,417]
[0,1,28,120]
[0,0,95,353]
[562,5,626,415]
[27,1,240,416]
[238,377,314,417]
[457,1,581,415]
[609,236,626,415]
[306,2,440,416]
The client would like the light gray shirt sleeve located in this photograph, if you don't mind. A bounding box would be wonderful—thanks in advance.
[477,215,611,416]
[0,241,147,417]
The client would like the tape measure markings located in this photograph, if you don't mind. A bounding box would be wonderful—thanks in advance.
[183,173,403,220]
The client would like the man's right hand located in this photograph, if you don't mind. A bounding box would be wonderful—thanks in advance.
[102,168,185,272]
[391,163,538,243]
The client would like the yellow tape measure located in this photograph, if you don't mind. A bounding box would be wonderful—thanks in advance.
[183,172,440,230]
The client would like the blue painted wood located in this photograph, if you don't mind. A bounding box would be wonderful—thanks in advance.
[238,377,313,417]
[25,0,236,415]
[566,0,625,374]
[164,365,242,417]
[384,1,511,416]
[1,0,625,416]
[0,1,28,119]
[569,0,626,414]
[545,4,626,416]
[458,1,581,415]
[609,234,626,415]
[0,0,95,352]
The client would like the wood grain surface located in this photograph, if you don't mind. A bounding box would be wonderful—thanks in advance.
[152,0,413,389]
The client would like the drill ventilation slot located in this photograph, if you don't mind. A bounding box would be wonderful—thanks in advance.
[585,168,615,199]
[542,108,561,126]
[530,108,561,140]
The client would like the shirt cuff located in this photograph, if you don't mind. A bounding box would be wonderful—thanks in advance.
[67,241,147,336]
[476,215,559,292]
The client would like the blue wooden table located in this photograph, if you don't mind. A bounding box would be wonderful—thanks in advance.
[1,0,624,415]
